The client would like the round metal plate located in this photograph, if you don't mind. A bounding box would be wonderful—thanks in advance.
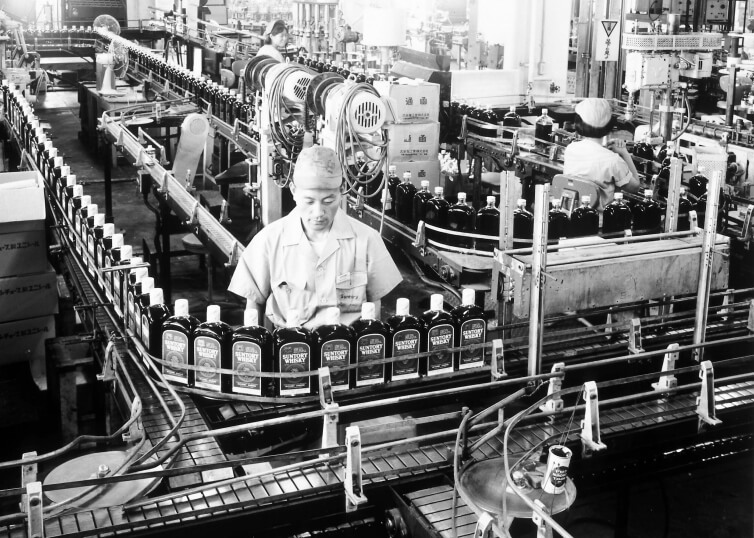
[306,71,344,112]
[458,457,576,519]
[124,117,153,126]
[44,450,162,509]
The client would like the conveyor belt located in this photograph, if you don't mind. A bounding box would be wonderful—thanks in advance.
[1,376,749,537]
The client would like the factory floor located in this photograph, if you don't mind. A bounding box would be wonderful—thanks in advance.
[0,87,751,538]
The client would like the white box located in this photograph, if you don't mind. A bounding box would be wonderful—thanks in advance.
[385,122,440,163]
[375,80,440,123]
[391,159,442,190]
[0,171,46,223]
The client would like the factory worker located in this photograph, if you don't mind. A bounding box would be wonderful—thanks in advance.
[228,145,403,329]
[255,20,289,63]
[563,98,642,209]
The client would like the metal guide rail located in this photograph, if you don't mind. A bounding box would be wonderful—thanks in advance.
[1,334,752,537]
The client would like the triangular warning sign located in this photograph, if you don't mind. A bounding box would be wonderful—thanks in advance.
[602,20,617,37]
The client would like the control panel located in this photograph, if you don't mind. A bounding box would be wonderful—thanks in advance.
[705,0,729,23]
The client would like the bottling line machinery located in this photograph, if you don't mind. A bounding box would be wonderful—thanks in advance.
[0,9,753,538]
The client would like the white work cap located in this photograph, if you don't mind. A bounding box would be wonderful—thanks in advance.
[293,146,342,190]
[575,98,612,129]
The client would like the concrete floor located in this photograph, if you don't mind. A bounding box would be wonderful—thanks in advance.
[26,88,754,538]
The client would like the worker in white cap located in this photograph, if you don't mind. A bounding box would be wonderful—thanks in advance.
[228,145,403,329]
[563,98,642,209]
[255,20,289,63]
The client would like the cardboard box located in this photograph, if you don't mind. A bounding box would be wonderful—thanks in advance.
[0,315,55,366]
[391,159,442,190]
[0,171,47,277]
[385,122,440,163]
[375,79,441,123]
[0,269,58,323]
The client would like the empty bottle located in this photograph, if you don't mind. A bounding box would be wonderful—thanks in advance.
[313,307,354,392]
[513,198,534,248]
[569,195,599,237]
[476,196,500,252]
[447,192,475,249]
[602,192,633,235]
[231,308,273,396]
[161,298,199,386]
[395,171,417,226]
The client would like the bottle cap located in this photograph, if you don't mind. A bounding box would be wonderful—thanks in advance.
[486,196,496,204]
[121,245,133,259]
[434,186,444,195]
[103,223,115,236]
[141,277,154,293]
[67,175,78,187]
[510,105,516,112]
[61,165,70,176]
[389,165,396,173]
[324,306,341,325]
[174,299,189,317]
[44,140,53,150]
[517,198,527,206]
[54,157,63,167]
[206,304,221,323]
[457,192,466,201]
[94,213,105,226]
[49,148,57,158]
[80,195,91,208]
[680,186,687,195]
[149,287,164,305]
[86,203,98,216]
[462,288,476,306]
[286,309,301,327]
[614,192,623,200]
[396,297,410,316]
[111,233,124,248]
[129,256,143,267]
[244,308,259,327]
[133,267,148,282]
[403,171,412,180]
[430,294,444,311]
[644,189,653,197]
[551,198,562,208]
[581,195,591,203]
[542,108,548,115]
[361,302,376,320]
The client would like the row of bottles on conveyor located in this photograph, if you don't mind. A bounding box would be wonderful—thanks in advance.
[21,26,100,44]
[152,291,487,397]
[448,101,524,139]
[1,79,154,324]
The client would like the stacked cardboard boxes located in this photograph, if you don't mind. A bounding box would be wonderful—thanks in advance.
[0,171,57,366]
[375,79,442,190]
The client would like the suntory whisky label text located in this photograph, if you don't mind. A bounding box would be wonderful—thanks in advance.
[459,319,485,369]
[162,330,189,384]
[427,324,454,375]
[392,329,420,380]
[194,336,221,391]
[232,341,261,395]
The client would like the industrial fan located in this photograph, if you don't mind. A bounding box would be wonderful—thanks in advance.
[93,14,121,35]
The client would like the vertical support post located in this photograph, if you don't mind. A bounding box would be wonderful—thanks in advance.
[527,183,550,377]
[532,499,553,538]
[627,318,644,354]
[580,381,607,455]
[664,157,684,233]
[159,199,173,307]
[652,343,679,392]
[490,338,505,380]
[493,171,518,326]
[20,452,37,513]
[466,0,480,68]
[103,138,113,222]
[26,482,43,538]
[696,360,722,430]
[540,362,565,413]
[692,171,722,362]
[344,426,367,511]
[319,367,339,450]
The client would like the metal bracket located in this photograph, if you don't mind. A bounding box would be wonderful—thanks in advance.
[490,338,506,380]
[344,426,368,512]
[532,499,552,538]
[159,171,169,196]
[413,221,427,255]
[540,362,565,413]
[580,381,607,455]
[720,289,734,321]
[122,398,144,443]
[748,299,754,333]
[696,360,722,430]
[184,201,200,229]
[689,209,699,232]
[26,482,43,538]
[627,318,644,354]
[474,512,494,538]
[19,451,37,513]
[319,367,339,450]
[652,343,679,392]
[740,204,753,241]
[96,338,118,382]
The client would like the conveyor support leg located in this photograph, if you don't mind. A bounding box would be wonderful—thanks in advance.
[319,367,339,450]
[344,426,367,512]
[473,512,494,537]
[652,343,679,392]
[627,318,643,354]
[532,499,553,538]
[580,381,607,455]
[540,362,565,413]
[26,482,43,538]
[490,339,505,380]
[696,360,722,430]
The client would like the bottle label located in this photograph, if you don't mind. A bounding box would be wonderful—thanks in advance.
[392,329,420,380]
[162,330,189,384]
[104,257,112,299]
[427,324,454,375]
[87,235,95,271]
[194,336,222,391]
[141,314,150,350]
[232,341,262,395]
[459,319,486,369]
[321,339,350,390]
[279,342,310,396]
[356,334,385,386]
[127,291,135,327]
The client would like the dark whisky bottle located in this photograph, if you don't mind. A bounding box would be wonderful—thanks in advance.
[548,198,569,241]
[631,189,662,234]
[452,288,486,370]
[386,298,424,380]
[476,196,499,252]
[569,195,599,237]
[421,294,455,376]
[602,192,633,235]
[350,302,390,387]
[678,187,693,231]
[513,198,534,248]
[273,310,317,396]
[424,186,450,244]
[192,305,232,394]
[161,298,199,386]
[447,192,475,249]
[395,171,417,226]
[141,287,172,367]
[412,180,433,226]
[313,307,354,392]
[231,308,273,396]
